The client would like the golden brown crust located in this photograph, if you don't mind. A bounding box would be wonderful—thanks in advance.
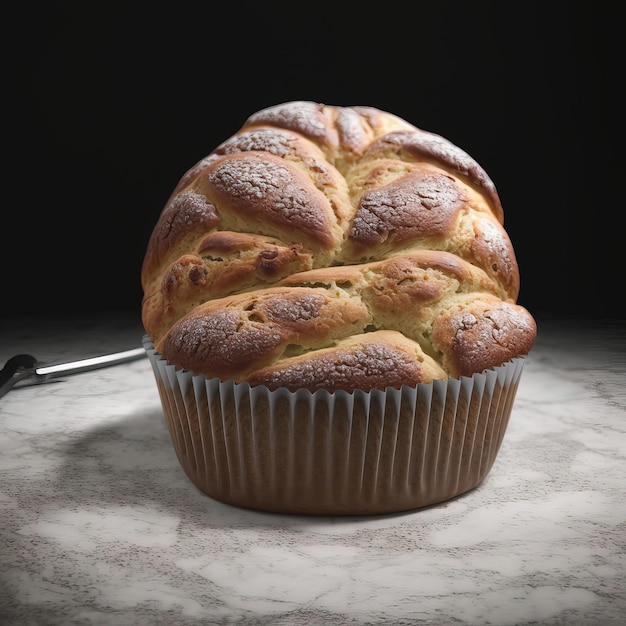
[142,101,537,390]
[156,287,370,380]
[362,130,504,223]
[246,330,447,392]
[431,294,537,378]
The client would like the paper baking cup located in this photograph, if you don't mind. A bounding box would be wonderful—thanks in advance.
[143,336,526,515]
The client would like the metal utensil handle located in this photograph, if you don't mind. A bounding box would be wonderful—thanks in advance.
[35,347,146,379]
[0,347,146,399]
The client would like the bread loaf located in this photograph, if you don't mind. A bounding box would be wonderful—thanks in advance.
[141,101,536,391]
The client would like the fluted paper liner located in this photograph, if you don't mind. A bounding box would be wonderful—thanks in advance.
[143,336,526,515]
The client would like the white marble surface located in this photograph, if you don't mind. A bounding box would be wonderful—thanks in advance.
[0,313,624,626]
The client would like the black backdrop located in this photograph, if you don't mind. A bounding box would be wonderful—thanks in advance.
[5,4,621,325]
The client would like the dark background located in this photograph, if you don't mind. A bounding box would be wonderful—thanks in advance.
[5,4,622,328]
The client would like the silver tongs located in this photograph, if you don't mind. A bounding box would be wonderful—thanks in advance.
[0,348,146,400]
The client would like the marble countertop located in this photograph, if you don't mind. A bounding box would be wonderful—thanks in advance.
[1,313,624,626]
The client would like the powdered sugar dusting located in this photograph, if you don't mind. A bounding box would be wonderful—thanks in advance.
[446,301,536,376]
[215,128,295,158]
[252,341,422,392]
[146,191,219,267]
[263,293,325,323]
[350,172,464,245]
[167,309,283,376]
[245,101,327,141]
[376,130,503,221]
[336,108,367,153]
[163,191,218,230]
[208,157,330,235]
[472,218,515,286]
